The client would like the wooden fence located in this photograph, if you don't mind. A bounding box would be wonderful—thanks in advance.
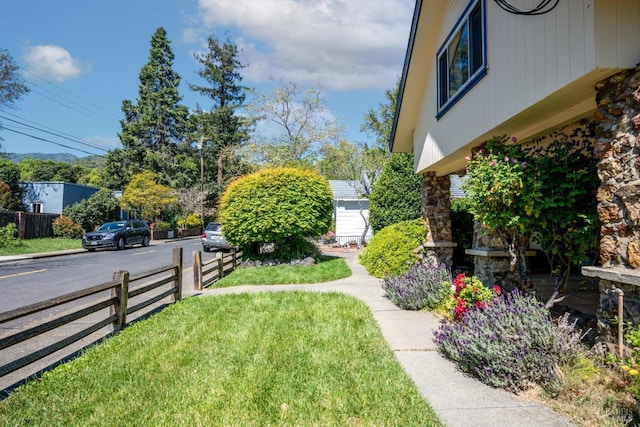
[0,247,183,393]
[0,212,60,239]
[193,249,243,290]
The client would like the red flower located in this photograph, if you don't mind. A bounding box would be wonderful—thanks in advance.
[493,285,501,294]
[475,301,484,308]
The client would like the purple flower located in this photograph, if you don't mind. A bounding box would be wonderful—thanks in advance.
[511,136,518,143]
[513,158,518,164]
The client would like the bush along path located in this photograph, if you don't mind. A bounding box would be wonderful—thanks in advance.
[383,263,638,426]
[203,251,575,427]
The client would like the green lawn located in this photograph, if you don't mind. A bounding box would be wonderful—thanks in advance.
[214,256,352,287]
[0,238,81,256]
[0,292,442,426]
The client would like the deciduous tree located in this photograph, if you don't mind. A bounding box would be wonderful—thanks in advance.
[120,171,177,222]
[247,79,345,167]
[0,48,30,152]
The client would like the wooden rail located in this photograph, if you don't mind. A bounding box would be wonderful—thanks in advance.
[193,249,243,290]
[0,247,183,385]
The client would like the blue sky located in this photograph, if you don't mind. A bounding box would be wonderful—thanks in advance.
[0,0,414,157]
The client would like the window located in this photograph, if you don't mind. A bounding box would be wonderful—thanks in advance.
[437,0,486,117]
[31,202,43,213]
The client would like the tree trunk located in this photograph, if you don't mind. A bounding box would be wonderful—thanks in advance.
[217,153,223,187]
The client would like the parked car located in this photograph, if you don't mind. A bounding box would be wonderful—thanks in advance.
[202,222,233,252]
[82,220,151,251]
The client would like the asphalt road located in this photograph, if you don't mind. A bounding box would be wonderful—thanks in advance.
[0,238,220,313]
[0,237,228,393]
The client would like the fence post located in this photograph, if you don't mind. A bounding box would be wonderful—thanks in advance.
[173,246,183,301]
[193,250,202,291]
[218,251,224,278]
[111,270,129,332]
[232,248,237,268]
[17,211,26,239]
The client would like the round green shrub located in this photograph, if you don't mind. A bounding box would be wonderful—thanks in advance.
[219,167,333,258]
[359,219,428,278]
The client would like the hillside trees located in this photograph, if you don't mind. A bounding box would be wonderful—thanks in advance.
[17,158,88,183]
[104,27,190,190]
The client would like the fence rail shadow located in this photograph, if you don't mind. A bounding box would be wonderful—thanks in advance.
[0,247,184,396]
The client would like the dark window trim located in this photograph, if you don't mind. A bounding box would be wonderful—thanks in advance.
[436,0,487,119]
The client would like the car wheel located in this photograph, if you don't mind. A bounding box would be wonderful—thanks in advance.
[203,246,211,252]
[87,248,96,252]
[142,236,150,247]
[117,237,126,250]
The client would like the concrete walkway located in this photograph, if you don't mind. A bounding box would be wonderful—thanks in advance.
[198,251,575,427]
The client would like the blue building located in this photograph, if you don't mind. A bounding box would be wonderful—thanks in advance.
[20,181,99,214]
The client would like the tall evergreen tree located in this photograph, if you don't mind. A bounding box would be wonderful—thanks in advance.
[105,27,190,190]
[189,35,250,191]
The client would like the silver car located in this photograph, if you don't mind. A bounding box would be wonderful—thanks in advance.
[201,222,233,252]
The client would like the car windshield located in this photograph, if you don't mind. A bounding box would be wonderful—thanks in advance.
[99,222,125,231]
[206,223,221,231]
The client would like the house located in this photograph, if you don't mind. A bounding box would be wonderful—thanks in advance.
[328,180,373,245]
[391,0,640,325]
[20,181,99,214]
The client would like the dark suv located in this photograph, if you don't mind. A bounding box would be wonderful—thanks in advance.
[82,220,151,251]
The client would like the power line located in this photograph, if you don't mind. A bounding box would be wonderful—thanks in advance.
[0,113,109,153]
[0,111,110,152]
[0,125,106,157]
[19,65,122,122]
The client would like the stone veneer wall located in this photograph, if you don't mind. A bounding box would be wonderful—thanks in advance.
[417,172,456,268]
[469,222,518,289]
[594,65,640,267]
[589,64,640,330]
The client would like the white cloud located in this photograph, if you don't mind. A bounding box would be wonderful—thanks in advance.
[23,45,90,82]
[194,0,413,90]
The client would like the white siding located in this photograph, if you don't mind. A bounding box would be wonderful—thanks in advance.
[413,0,640,175]
[334,201,373,241]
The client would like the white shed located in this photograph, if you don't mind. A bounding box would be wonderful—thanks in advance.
[328,180,373,245]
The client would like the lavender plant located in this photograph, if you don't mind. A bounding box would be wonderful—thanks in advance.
[434,290,563,393]
[381,262,451,310]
